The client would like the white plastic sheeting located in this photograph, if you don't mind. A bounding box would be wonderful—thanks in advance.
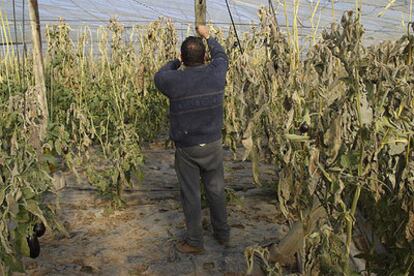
[1,0,413,46]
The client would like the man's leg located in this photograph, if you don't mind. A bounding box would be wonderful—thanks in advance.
[200,143,230,243]
[175,148,204,248]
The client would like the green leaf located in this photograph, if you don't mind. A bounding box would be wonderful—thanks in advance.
[0,221,13,254]
[17,232,30,257]
[0,187,5,205]
[39,153,57,167]
[340,151,359,170]
[15,208,30,223]
[21,187,36,200]
[54,139,63,156]
[2,254,24,273]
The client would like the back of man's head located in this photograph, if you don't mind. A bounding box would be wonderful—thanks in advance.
[181,36,206,67]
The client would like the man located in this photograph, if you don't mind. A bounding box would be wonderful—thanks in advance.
[154,25,230,254]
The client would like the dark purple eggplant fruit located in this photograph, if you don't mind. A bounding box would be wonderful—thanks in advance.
[33,222,46,238]
[299,122,309,134]
[62,146,69,154]
[283,96,293,111]
[27,235,40,258]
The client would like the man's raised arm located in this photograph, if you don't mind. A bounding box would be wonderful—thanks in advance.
[196,25,228,72]
[154,59,181,93]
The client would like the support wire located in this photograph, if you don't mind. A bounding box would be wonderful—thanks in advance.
[224,0,244,54]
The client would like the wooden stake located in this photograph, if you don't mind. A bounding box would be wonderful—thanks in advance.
[28,0,48,143]
[195,0,207,26]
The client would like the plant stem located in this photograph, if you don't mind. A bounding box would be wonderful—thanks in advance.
[345,184,361,273]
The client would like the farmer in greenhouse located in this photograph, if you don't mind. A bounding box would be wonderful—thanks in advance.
[154,25,230,254]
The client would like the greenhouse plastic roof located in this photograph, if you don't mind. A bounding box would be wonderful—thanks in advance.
[1,0,413,45]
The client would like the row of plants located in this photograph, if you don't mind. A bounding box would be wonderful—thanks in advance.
[0,17,176,274]
[0,38,64,273]
[227,9,413,275]
[44,19,177,206]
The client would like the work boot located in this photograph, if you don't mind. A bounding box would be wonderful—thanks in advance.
[213,233,230,248]
[175,240,205,255]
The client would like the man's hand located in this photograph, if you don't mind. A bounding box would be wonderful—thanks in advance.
[196,25,210,39]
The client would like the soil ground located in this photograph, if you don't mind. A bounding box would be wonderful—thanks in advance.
[21,143,288,276]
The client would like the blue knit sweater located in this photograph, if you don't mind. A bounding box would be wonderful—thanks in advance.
[154,38,228,148]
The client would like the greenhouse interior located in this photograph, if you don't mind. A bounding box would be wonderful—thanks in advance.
[0,0,413,275]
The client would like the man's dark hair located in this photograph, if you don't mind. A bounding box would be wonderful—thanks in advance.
[181,36,206,66]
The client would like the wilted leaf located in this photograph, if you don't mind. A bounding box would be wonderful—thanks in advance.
[6,193,18,216]
[324,116,342,164]
[308,148,320,195]
[359,92,373,126]
[241,135,253,161]
[388,142,406,155]
[25,200,49,230]
[285,134,310,142]
[0,188,5,205]
[278,168,293,218]
[406,211,414,242]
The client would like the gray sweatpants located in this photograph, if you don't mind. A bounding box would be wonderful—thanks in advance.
[175,139,230,247]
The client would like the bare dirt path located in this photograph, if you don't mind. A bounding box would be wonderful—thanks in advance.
[21,144,287,275]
